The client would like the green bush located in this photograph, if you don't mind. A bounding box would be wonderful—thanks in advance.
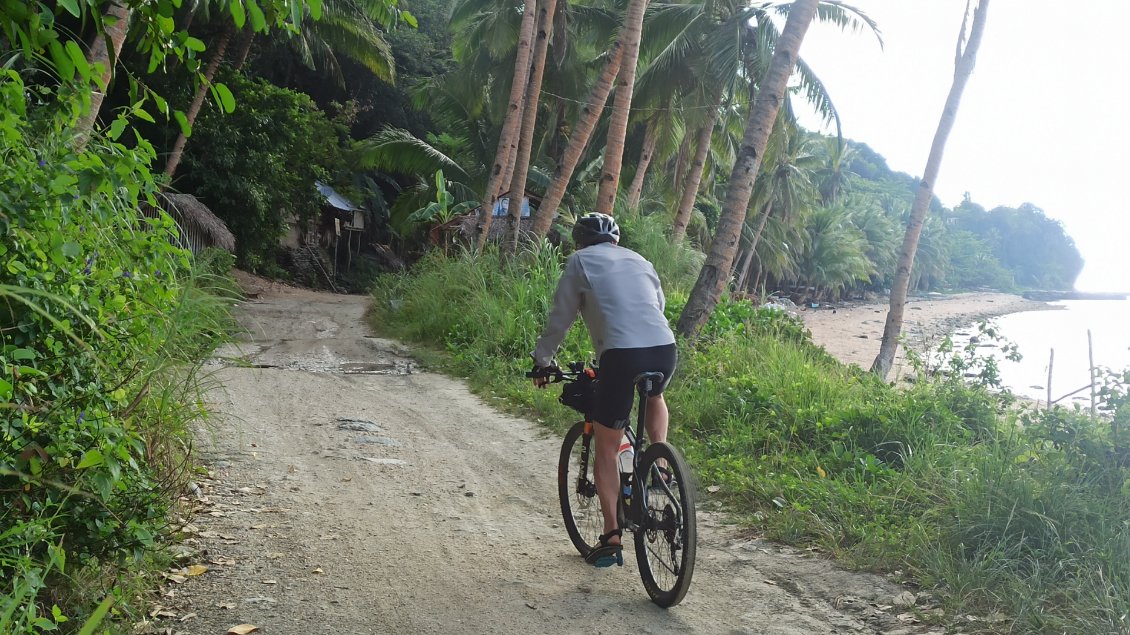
[177,71,351,271]
[1,72,231,631]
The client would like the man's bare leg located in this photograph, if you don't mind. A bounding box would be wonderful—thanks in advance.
[645,394,669,445]
[592,421,623,546]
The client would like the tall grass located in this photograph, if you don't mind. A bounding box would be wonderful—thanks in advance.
[370,218,1130,633]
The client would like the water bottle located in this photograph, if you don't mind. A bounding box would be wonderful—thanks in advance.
[617,436,634,474]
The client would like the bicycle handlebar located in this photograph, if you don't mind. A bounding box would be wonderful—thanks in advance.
[525,361,590,383]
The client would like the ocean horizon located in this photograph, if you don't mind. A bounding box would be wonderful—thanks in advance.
[963,299,1130,404]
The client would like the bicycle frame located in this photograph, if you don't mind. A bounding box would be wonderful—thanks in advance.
[535,363,678,533]
[624,372,680,532]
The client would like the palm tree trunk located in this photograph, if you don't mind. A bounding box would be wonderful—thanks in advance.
[734,247,753,292]
[676,0,820,340]
[75,0,131,146]
[476,0,539,250]
[735,202,771,290]
[746,200,772,261]
[163,24,234,180]
[530,42,624,237]
[233,29,255,70]
[498,141,518,197]
[871,0,990,379]
[671,90,723,242]
[593,0,649,215]
[507,0,560,249]
[546,101,568,166]
[672,133,692,197]
[748,252,765,295]
[625,121,657,210]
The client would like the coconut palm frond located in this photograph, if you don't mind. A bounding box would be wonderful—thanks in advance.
[312,7,396,82]
[352,0,399,29]
[566,5,621,49]
[792,58,840,135]
[525,165,553,194]
[352,129,472,182]
[815,1,882,47]
[639,3,704,62]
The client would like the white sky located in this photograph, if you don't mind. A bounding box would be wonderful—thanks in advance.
[795,0,1130,292]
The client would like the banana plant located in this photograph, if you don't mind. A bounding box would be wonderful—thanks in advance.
[404,170,478,252]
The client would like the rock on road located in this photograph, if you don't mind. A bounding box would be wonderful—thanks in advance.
[160,282,940,635]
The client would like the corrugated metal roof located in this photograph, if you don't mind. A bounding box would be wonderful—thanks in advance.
[316,180,360,211]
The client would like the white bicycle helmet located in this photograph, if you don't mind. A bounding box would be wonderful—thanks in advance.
[572,212,620,247]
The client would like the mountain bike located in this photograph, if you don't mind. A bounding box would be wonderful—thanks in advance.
[528,361,697,608]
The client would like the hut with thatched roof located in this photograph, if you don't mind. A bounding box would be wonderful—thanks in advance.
[143,193,236,254]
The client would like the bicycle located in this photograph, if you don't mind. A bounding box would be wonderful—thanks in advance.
[528,361,697,608]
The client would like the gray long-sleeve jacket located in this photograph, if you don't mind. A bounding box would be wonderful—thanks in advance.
[533,242,675,367]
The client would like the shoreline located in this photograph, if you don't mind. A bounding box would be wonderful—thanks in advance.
[798,292,1053,375]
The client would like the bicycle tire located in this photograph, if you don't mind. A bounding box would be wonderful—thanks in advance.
[633,441,697,608]
[558,421,604,556]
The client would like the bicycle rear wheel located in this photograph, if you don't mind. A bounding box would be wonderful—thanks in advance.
[558,421,604,556]
[633,441,697,607]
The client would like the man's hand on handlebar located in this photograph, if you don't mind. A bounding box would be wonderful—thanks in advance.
[527,363,560,389]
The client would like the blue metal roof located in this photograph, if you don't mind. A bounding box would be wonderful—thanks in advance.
[316,181,360,212]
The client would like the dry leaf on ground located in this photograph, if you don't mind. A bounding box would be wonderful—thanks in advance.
[227,624,259,634]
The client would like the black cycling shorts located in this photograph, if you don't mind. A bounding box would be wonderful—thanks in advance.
[594,343,677,430]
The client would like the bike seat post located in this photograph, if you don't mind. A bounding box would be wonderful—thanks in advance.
[632,371,665,450]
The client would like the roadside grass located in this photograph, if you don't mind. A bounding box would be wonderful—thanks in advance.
[369,231,1130,633]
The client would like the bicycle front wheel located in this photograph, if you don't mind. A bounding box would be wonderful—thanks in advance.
[633,441,697,608]
[558,421,604,557]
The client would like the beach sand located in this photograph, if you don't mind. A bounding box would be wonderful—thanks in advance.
[799,292,1050,376]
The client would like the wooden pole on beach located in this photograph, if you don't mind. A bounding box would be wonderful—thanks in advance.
[1088,329,1096,418]
[1046,348,1054,411]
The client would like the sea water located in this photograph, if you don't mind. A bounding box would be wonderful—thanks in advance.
[967,300,1130,403]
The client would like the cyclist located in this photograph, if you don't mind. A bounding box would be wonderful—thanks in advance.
[531,212,677,568]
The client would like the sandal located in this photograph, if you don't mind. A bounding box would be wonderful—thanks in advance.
[585,529,624,568]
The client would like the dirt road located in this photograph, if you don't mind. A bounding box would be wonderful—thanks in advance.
[160,284,944,635]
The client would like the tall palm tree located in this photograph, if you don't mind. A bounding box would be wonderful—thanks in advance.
[641,0,874,243]
[670,90,724,242]
[734,117,819,288]
[506,0,560,247]
[625,118,658,209]
[475,0,537,248]
[872,0,990,379]
[676,0,821,339]
[814,135,857,205]
[742,117,820,262]
[529,41,624,236]
[745,205,804,295]
[163,23,234,179]
[593,0,649,214]
[795,205,872,299]
[75,0,132,145]
[846,198,899,290]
